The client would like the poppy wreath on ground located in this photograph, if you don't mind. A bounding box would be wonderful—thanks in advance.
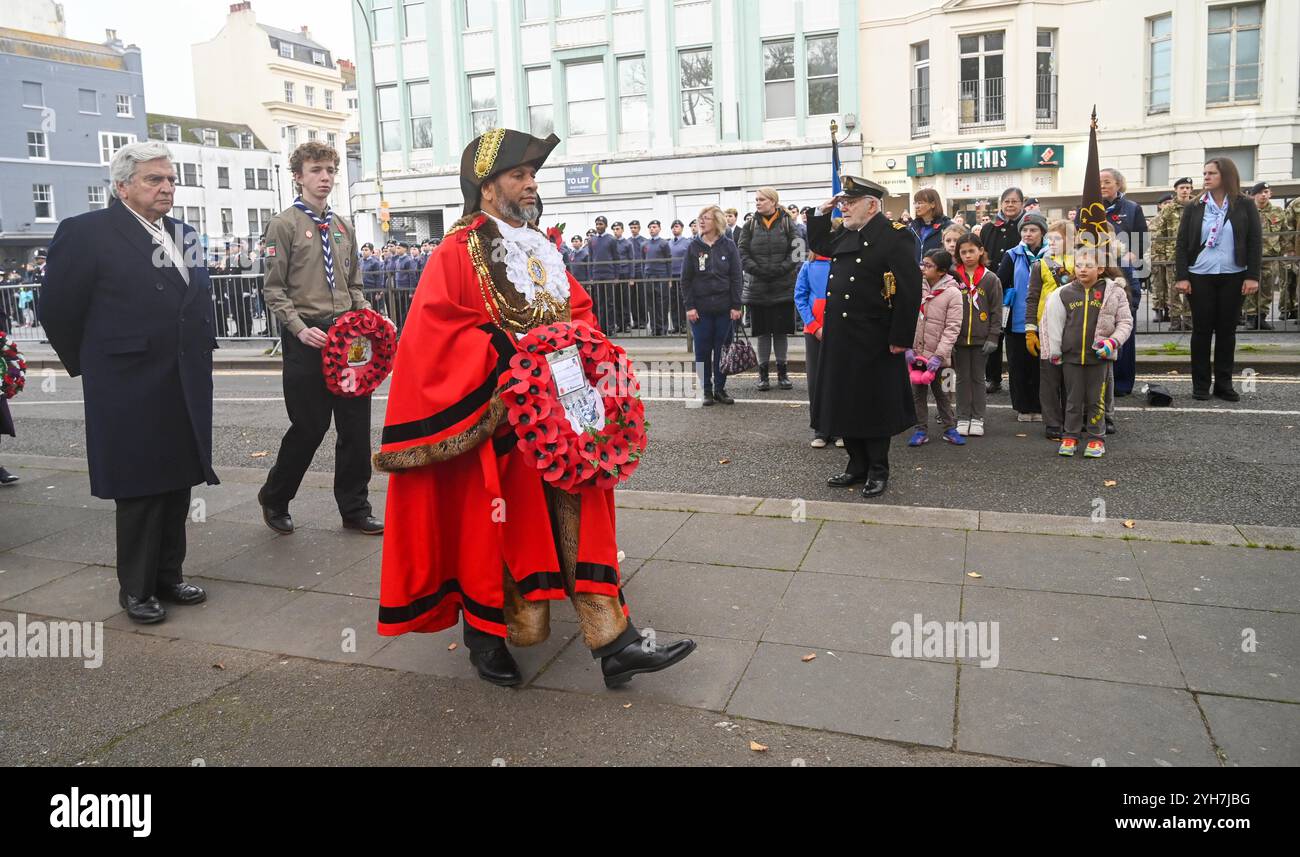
[503,321,647,492]
[321,308,396,397]
[0,330,26,400]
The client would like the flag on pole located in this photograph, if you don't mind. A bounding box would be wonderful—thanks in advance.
[830,122,843,219]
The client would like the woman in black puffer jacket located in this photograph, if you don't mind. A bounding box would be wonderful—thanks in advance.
[739,186,799,390]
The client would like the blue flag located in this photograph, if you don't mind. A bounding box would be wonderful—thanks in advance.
[830,135,842,218]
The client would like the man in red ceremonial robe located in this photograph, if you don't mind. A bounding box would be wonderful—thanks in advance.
[373,128,696,688]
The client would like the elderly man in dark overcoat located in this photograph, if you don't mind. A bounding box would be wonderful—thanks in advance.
[44,140,218,624]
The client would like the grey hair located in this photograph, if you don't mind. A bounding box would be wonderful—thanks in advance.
[110,140,174,197]
[1100,168,1127,193]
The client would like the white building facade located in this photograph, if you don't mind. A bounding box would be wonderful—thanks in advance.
[192,2,353,217]
[860,0,1300,219]
[349,0,859,245]
[146,113,281,254]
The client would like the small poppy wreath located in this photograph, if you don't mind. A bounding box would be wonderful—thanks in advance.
[0,330,26,400]
[321,308,396,397]
[503,321,647,492]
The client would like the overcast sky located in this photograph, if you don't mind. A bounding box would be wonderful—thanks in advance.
[59,0,357,116]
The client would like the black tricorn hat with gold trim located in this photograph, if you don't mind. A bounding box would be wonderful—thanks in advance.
[460,128,561,216]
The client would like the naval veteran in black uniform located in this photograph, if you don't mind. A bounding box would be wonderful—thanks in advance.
[805,176,922,498]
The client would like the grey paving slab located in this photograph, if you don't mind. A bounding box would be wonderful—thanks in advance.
[212,487,356,530]
[622,559,790,640]
[726,642,956,748]
[0,503,109,553]
[964,531,1146,598]
[2,564,124,622]
[188,480,267,517]
[0,553,89,601]
[754,497,980,531]
[181,520,286,572]
[979,511,1247,546]
[8,512,117,566]
[202,526,380,588]
[0,470,114,511]
[532,631,755,711]
[366,619,581,686]
[762,573,962,657]
[653,512,818,570]
[615,490,763,515]
[1155,602,1299,702]
[958,668,1218,767]
[961,587,1184,687]
[800,521,967,584]
[225,590,391,662]
[1199,695,1300,767]
[1236,526,1300,550]
[311,549,381,598]
[0,613,272,766]
[104,578,304,647]
[1132,542,1300,613]
[614,508,691,559]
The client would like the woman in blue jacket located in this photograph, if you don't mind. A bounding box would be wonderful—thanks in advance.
[907,188,953,263]
[997,212,1048,421]
[681,205,743,405]
[794,254,831,446]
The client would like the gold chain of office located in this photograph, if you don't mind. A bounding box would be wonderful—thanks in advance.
[467,229,566,334]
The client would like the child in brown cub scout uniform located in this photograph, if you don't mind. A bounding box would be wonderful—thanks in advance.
[258,141,384,536]
[950,232,1003,437]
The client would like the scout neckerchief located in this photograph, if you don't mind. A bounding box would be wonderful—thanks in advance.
[919,273,955,318]
[293,197,335,291]
[955,264,986,311]
[1201,192,1228,249]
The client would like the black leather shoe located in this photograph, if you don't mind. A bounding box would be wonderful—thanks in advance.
[827,471,868,487]
[258,490,293,534]
[713,389,735,405]
[1045,426,1063,441]
[1193,390,1211,401]
[701,392,715,406]
[1213,386,1241,402]
[601,637,697,688]
[0,466,18,486]
[118,592,166,624]
[469,645,522,687]
[1105,418,1117,435]
[157,581,206,605]
[861,479,888,498]
[342,515,384,535]
[986,380,1002,394]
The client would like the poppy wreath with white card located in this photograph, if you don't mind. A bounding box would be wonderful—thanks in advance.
[321,308,396,397]
[502,321,647,492]
[0,330,26,399]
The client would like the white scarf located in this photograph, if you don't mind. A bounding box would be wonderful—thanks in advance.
[487,214,570,305]
[126,204,190,285]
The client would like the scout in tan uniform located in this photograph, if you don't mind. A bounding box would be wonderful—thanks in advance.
[258,141,383,536]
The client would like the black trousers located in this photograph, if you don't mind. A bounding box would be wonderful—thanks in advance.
[1005,332,1042,414]
[985,333,1004,385]
[842,437,891,482]
[262,328,373,520]
[115,486,191,599]
[1188,273,1246,393]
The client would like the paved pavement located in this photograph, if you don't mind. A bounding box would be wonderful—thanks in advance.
[1,454,1295,766]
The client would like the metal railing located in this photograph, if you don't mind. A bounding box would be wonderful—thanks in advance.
[959,76,1005,132]
[1036,73,1058,129]
[910,86,930,138]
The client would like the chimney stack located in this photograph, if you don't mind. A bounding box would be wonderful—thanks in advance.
[229,2,252,14]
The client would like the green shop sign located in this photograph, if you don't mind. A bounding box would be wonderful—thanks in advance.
[908,145,1064,177]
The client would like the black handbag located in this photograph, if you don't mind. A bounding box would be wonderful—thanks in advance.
[719,321,758,376]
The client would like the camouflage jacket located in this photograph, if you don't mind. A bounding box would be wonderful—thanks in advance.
[1149,202,1187,262]
[1257,203,1284,257]
[1286,197,1300,256]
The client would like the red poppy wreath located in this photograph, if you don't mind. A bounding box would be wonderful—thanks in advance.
[321,308,396,397]
[0,330,26,400]
[501,321,647,492]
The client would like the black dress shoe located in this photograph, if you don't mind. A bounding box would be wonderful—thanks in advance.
[701,392,715,406]
[1105,418,1117,435]
[986,381,1002,394]
[258,490,294,534]
[1193,390,1212,401]
[469,645,522,687]
[827,471,868,487]
[713,389,735,405]
[342,515,384,535]
[861,479,887,498]
[157,581,206,605]
[1213,387,1241,402]
[601,637,697,688]
[0,466,18,486]
[119,592,166,624]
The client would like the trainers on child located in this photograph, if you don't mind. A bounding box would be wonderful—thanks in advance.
[942,428,966,446]
[908,429,929,447]
[834,437,845,448]
[1030,413,1043,422]
[810,437,828,449]
[969,418,985,436]
[1016,412,1033,422]
[1084,439,1106,458]
[1058,438,1078,457]
[956,420,970,436]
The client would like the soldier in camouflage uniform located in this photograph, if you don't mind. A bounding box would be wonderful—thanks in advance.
[1149,193,1175,320]
[1150,177,1195,331]
[1250,182,1283,330]
[1283,194,1300,321]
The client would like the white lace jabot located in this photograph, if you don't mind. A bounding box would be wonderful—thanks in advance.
[487,214,570,305]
